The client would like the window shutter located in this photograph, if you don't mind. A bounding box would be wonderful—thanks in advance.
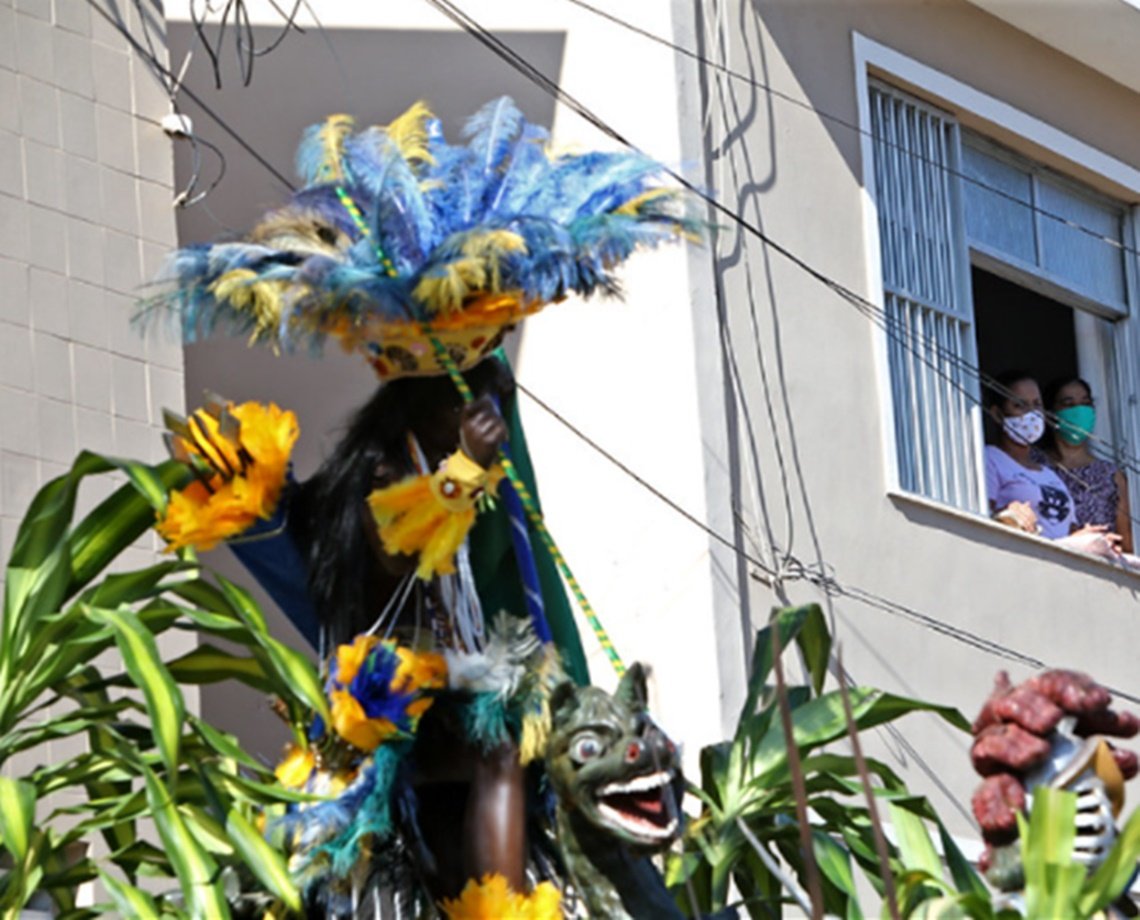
[869,81,982,511]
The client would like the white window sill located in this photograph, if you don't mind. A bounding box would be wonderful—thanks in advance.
[887,489,1140,582]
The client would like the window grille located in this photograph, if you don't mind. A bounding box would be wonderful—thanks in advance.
[869,81,983,511]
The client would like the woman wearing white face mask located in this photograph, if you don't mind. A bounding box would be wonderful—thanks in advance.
[984,372,1078,539]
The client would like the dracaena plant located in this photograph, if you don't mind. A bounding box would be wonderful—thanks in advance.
[896,786,1140,919]
[0,451,329,919]
[668,604,978,919]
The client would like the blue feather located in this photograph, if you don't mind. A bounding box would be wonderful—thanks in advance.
[462,96,525,213]
[143,97,695,353]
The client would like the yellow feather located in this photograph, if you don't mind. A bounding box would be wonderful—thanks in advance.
[209,269,285,343]
[385,100,435,166]
[413,232,527,312]
[613,187,673,216]
[317,114,356,183]
[460,230,527,295]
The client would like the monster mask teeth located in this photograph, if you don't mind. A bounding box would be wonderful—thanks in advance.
[596,803,679,841]
[597,770,673,797]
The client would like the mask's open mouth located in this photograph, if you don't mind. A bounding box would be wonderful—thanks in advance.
[595,770,679,841]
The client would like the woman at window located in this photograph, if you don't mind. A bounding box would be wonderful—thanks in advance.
[1040,376,1134,554]
[984,372,1125,564]
[985,372,1074,537]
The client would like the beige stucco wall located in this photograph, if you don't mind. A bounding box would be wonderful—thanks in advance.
[700,0,1140,841]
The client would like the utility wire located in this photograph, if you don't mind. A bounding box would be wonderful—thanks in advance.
[421,0,1140,499]
[560,0,1140,262]
[100,0,1140,706]
[88,0,297,192]
[515,381,1140,709]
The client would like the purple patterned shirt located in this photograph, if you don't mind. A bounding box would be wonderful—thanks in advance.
[1050,459,1119,529]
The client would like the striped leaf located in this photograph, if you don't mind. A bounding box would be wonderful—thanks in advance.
[226,808,301,912]
[97,869,161,920]
[166,645,273,692]
[261,635,330,723]
[140,764,230,919]
[216,575,269,635]
[190,718,270,775]
[0,777,35,861]
[68,460,190,592]
[888,801,944,882]
[84,606,185,777]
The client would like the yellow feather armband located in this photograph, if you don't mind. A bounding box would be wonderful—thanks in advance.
[367,450,503,579]
[156,401,299,553]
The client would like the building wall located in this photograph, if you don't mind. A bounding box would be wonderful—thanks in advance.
[0,0,188,773]
[699,0,1140,839]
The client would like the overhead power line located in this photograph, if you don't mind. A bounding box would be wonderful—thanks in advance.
[419,0,1140,493]
[93,0,1140,706]
[560,0,1140,263]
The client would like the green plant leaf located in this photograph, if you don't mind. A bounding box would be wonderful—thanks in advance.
[742,605,830,723]
[0,777,35,861]
[811,829,864,920]
[887,801,944,882]
[73,562,186,614]
[1019,787,1077,918]
[1079,803,1140,914]
[938,823,989,901]
[166,644,273,692]
[749,690,968,790]
[260,636,329,723]
[67,461,189,592]
[215,575,269,636]
[98,868,162,920]
[84,606,185,777]
[226,808,301,912]
[139,764,229,919]
[189,718,271,775]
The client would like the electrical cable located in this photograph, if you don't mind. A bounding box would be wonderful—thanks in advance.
[515,380,1140,708]
[87,0,297,192]
[188,0,304,88]
[559,0,1140,263]
[421,0,1140,504]
[98,0,1140,707]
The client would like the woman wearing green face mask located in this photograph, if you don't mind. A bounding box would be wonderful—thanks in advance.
[1042,377,1133,553]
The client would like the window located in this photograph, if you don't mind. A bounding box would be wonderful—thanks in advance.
[865,76,1138,522]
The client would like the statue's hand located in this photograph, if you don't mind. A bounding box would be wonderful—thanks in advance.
[459,397,508,468]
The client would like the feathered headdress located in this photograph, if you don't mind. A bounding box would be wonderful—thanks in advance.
[144,97,697,378]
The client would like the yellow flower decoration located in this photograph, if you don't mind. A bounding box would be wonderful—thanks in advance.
[329,689,397,752]
[274,744,315,790]
[441,874,562,920]
[157,401,299,552]
[336,634,379,686]
[324,639,448,752]
[367,449,504,579]
[394,645,448,692]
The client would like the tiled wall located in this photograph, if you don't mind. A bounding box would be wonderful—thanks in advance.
[1,0,190,795]
[0,0,183,575]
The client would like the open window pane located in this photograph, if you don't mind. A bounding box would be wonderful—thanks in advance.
[962,143,1036,265]
[1037,177,1126,309]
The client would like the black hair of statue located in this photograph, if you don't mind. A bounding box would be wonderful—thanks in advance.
[290,358,516,644]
